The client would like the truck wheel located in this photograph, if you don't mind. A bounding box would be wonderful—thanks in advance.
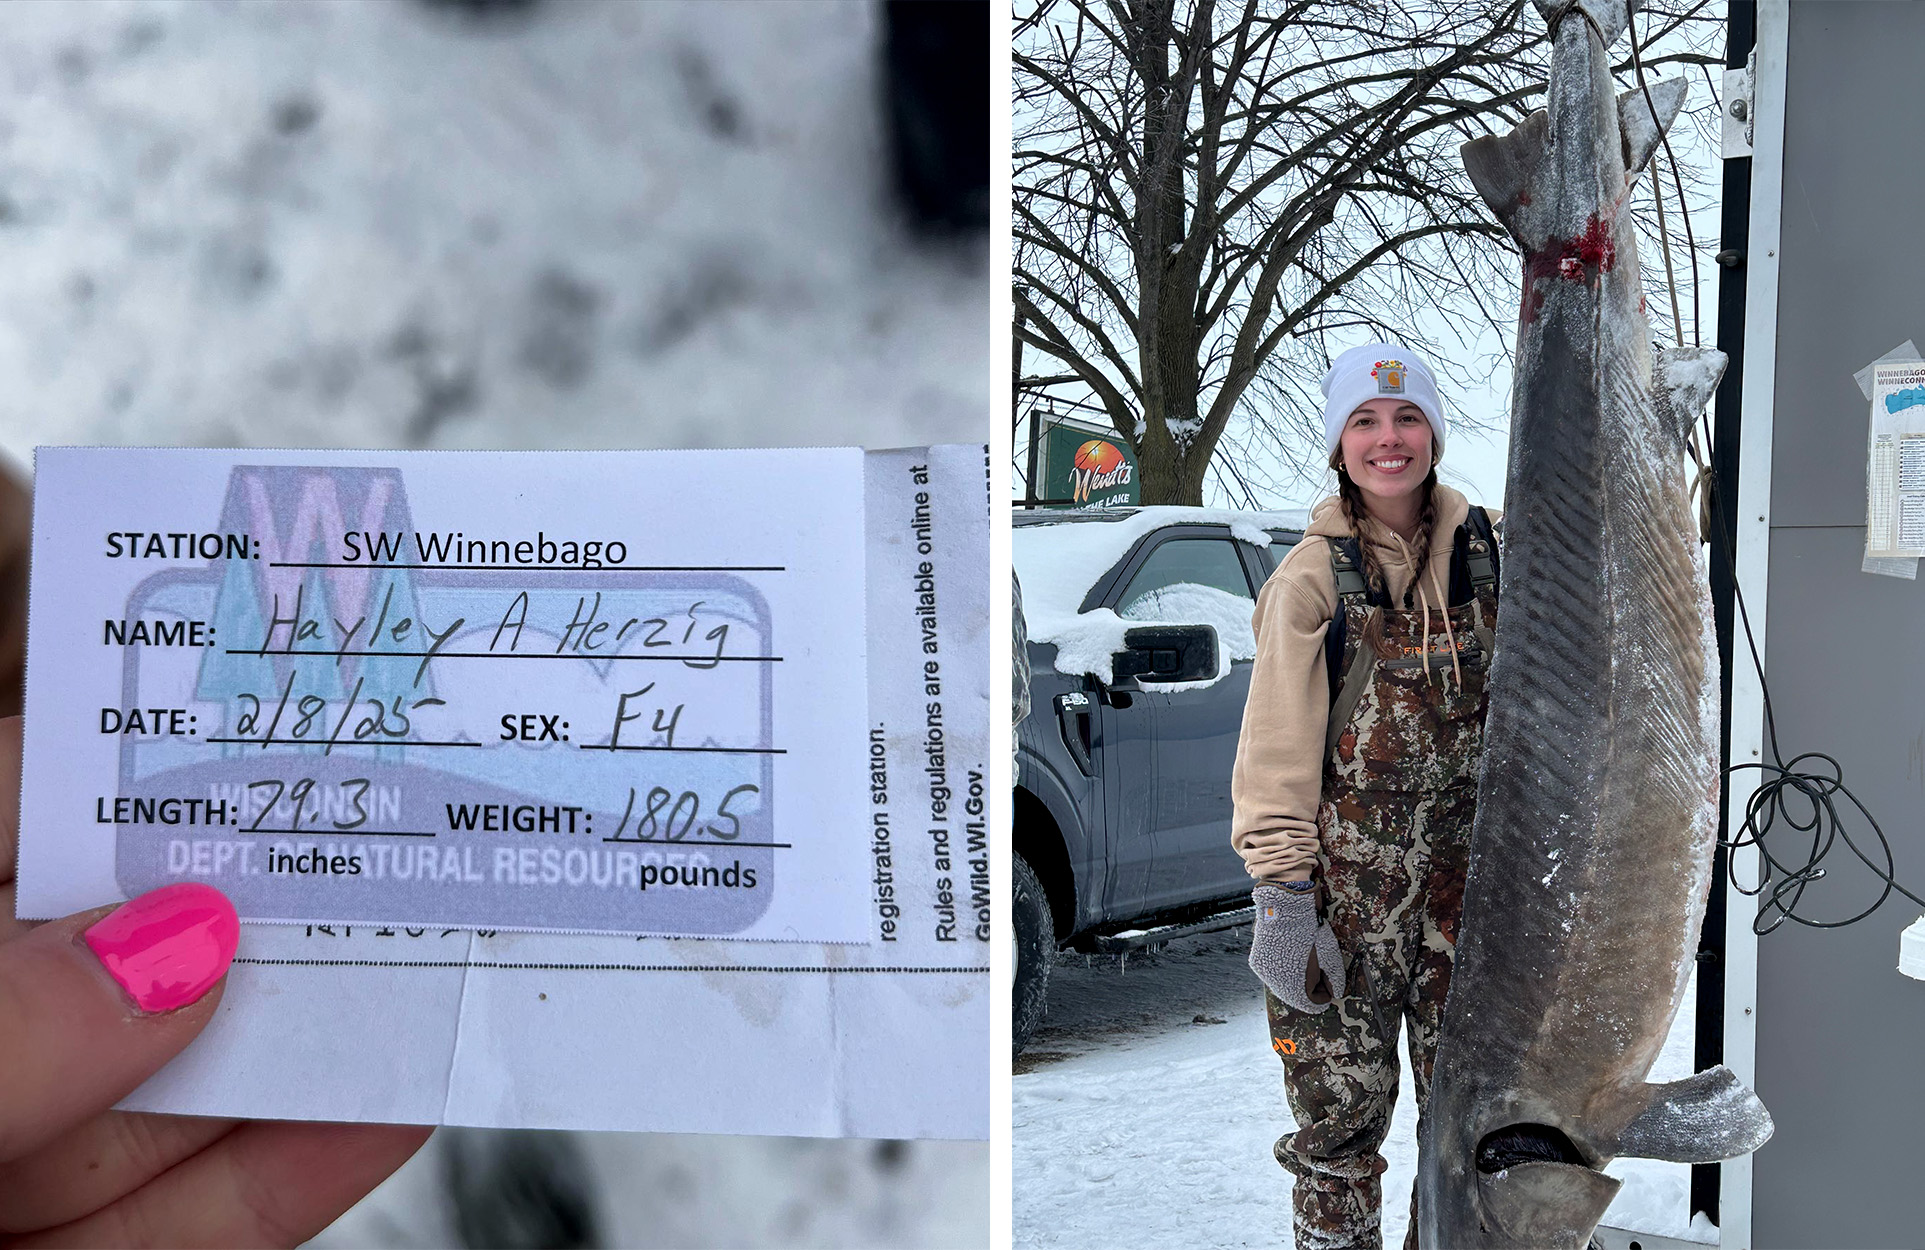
[1012,852,1054,1056]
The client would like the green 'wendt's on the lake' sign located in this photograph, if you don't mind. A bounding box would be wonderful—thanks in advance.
[1040,417,1138,509]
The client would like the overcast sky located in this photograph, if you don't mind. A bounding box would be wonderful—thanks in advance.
[1014,9,1730,515]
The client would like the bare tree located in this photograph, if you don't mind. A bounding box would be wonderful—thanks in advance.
[1014,0,1723,506]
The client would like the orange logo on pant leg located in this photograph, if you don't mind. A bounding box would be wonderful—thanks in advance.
[1272,1037,1297,1056]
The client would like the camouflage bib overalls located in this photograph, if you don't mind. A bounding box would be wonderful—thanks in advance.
[1265,513,1499,1250]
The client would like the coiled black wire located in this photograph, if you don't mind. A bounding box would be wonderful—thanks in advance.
[1710,474,1925,935]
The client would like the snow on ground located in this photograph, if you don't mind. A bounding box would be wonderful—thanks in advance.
[1015,933,1710,1249]
[313,1131,989,1250]
[0,0,984,466]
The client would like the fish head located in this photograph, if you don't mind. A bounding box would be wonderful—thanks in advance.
[1468,0,1689,261]
[1465,0,1688,328]
[1421,1105,1623,1249]
[1473,1158,1623,1249]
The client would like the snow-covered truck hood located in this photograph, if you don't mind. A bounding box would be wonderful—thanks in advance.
[1012,506,1307,685]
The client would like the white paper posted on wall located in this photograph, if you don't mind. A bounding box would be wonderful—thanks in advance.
[1866,360,1925,559]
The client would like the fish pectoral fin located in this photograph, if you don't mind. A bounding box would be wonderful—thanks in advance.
[1656,347,1728,418]
[1477,1160,1621,1250]
[1653,346,1728,446]
[1618,77,1689,179]
[1615,1065,1776,1163]
[1461,109,1547,238]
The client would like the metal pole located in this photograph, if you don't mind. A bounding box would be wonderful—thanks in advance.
[1015,286,1039,508]
[1025,404,1047,511]
[1693,0,1758,1230]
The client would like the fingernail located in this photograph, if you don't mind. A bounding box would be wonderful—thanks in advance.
[83,883,240,1014]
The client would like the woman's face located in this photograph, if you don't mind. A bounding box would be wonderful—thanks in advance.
[1338,398,1433,503]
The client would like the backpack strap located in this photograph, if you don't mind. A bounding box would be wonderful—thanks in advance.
[1323,537,1385,751]
[1328,535,1372,600]
[1324,509,1500,750]
[1447,505,1502,606]
[1325,606,1380,756]
[1465,504,1500,596]
[1322,536,1376,699]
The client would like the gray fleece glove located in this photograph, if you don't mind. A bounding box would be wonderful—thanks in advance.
[1249,883,1345,1014]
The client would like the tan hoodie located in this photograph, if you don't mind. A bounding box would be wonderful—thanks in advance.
[1230,482,1493,881]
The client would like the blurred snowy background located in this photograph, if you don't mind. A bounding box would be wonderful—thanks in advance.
[0,0,986,464]
[0,0,987,1245]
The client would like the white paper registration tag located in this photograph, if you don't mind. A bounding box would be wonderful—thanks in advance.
[20,447,869,943]
[103,446,989,1138]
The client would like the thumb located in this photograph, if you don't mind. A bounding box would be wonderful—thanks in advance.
[0,883,237,1163]
[1315,924,1346,999]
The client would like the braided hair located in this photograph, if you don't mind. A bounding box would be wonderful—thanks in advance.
[1329,448,1440,609]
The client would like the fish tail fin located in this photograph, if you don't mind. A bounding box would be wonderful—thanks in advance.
[1618,77,1689,180]
[1534,0,1637,47]
[1613,1065,1776,1163]
[1461,110,1548,241]
[1654,347,1728,449]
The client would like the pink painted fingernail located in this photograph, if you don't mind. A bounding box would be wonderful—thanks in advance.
[83,883,240,1014]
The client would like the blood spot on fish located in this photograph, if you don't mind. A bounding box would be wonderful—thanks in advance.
[1565,214,1618,272]
[1521,212,1619,321]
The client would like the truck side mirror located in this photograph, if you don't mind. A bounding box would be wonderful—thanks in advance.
[1109,625,1219,688]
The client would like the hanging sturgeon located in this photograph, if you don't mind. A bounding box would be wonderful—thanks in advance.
[1416,2,1771,1246]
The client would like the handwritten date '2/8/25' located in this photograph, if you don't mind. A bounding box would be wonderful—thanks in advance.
[233,686,444,747]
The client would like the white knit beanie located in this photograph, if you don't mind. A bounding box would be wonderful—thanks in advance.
[1321,342,1447,460]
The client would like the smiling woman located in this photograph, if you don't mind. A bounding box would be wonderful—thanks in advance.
[1232,340,1505,1249]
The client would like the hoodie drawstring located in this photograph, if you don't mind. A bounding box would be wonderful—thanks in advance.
[1386,528,1463,690]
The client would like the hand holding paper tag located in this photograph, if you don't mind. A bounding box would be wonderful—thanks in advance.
[0,716,430,1242]
[15,445,986,1141]
[19,448,869,941]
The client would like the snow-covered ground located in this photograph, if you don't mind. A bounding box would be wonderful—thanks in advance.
[313,1131,989,1250]
[0,2,986,1245]
[0,0,985,466]
[1014,932,1713,1249]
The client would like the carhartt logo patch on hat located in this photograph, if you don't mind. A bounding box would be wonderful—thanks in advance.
[1322,341,1446,459]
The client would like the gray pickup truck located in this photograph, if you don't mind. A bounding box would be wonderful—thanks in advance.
[1011,505,1308,1052]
